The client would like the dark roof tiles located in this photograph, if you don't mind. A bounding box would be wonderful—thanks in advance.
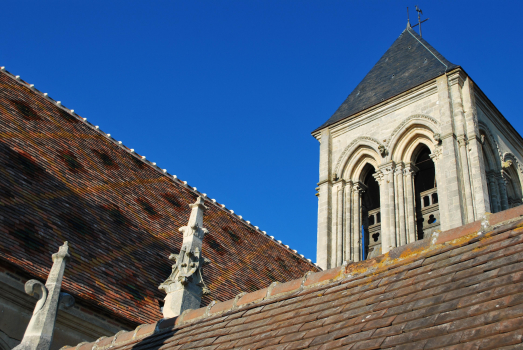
[0,70,318,327]
[314,26,459,132]
[73,205,523,349]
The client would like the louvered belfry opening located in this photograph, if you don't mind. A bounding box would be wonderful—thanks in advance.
[414,145,440,239]
[361,165,381,260]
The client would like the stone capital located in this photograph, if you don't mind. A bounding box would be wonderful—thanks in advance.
[456,134,468,146]
[430,147,443,162]
[352,182,367,193]
[394,162,405,174]
[403,162,419,175]
[378,161,396,175]
[372,171,384,185]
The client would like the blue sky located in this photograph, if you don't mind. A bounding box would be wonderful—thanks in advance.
[2,1,522,262]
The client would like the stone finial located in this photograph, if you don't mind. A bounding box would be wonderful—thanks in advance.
[14,242,74,350]
[159,197,211,318]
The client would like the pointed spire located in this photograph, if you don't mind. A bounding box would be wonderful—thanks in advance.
[14,242,74,350]
[313,26,458,132]
[159,197,211,318]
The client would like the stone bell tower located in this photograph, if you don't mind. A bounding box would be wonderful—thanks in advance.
[313,23,523,270]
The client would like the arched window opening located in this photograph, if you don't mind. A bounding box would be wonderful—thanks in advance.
[414,145,440,240]
[479,132,520,213]
[361,164,381,259]
[481,134,502,213]
[504,164,523,208]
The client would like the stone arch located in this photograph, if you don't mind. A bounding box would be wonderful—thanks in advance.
[334,137,383,180]
[340,145,380,182]
[478,123,502,172]
[503,152,523,176]
[386,115,439,158]
[389,126,437,163]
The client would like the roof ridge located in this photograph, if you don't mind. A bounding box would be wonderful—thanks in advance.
[61,205,523,350]
[405,26,449,72]
[0,67,317,268]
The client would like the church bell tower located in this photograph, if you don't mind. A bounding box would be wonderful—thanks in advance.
[312,23,523,270]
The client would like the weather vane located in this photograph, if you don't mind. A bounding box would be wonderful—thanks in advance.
[407,6,429,37]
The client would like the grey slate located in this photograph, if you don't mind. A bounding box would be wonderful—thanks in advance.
[313,25,459,132]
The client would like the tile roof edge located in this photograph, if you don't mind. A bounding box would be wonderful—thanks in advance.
[60,205,523,350]
[0,66,317,269]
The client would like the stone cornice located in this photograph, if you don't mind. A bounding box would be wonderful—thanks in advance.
[447,69,466,87]
[317,179,331,186]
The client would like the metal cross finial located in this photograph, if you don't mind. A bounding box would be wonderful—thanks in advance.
[411,5,429,37]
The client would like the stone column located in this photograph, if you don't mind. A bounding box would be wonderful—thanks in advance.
[159,197,210,318]
[14,242,74,350]
[352,183,363,262]
[497,174,509,211]
[457,135,475,223]
[404,163,418,244]
[487,173,501,213]
[373,171,387,253]
[378,162,395,253]
[436,74,466,230]
[395,163,407,246]
[449,72,475,224]
[387,164,396,249]
[316,128,332,269]
[336,182,345,266]
[461,76,490,218]
[344,181,353,261]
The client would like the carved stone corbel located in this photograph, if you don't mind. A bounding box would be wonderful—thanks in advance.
[378,145,389,158]
[433,133,442,145]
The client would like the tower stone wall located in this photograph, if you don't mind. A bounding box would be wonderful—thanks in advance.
[314,69,523,270]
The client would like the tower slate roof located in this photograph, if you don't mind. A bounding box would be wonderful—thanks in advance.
[63,206,523,350]
[0,69,318,327]
[314,25,459,132]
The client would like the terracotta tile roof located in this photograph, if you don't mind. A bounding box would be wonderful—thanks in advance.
[72,206,523,349]
[0,69,318,327]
